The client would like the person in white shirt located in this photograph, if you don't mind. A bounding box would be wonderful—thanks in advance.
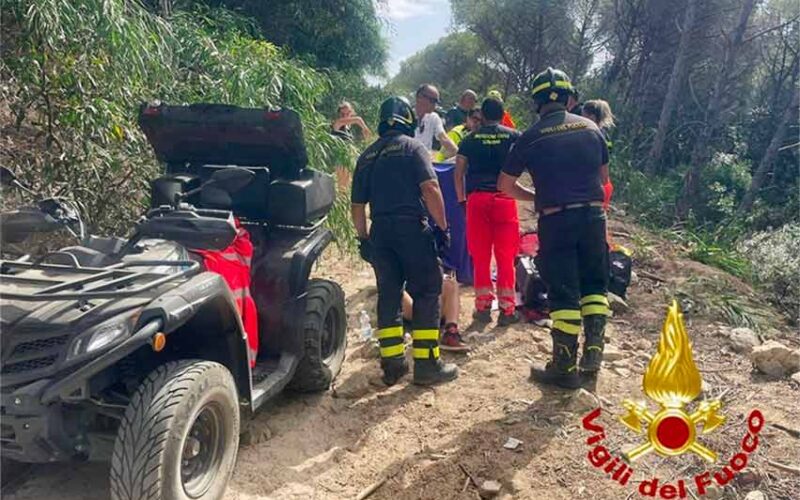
[414,84,458,159]
[402,84,466,352]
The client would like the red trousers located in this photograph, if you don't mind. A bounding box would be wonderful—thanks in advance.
[466,191,519,314]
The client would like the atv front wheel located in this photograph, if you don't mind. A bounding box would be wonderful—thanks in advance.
[110,360,240,500]
[289,279,347,392]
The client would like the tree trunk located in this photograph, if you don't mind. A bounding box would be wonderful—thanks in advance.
[678,0,757,218]
[737,86,799,215]
[644,0,698,176]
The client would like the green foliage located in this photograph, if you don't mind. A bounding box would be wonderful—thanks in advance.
[387,32,501,105]
[1,0,356,244]
[739,223,800,323]
[199,0,387,74]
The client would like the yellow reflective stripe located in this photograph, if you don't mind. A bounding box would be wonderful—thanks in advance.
[580,295,609,306]
[553,320,581,335]
[550,310,581,321]
[531,80,573,95]
[586,345,603,352]
[412,329,439,341]
[582,304,611,316]
[413,346,440,359]
[380,344,406,358]
[377,326,404,340]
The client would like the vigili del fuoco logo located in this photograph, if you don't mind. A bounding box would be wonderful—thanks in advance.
[580,302,765,498]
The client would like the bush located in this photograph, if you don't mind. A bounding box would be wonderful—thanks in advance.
[0,0,357,244]
[739,223,800,324]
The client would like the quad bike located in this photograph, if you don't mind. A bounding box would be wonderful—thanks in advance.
[0,103,347,499]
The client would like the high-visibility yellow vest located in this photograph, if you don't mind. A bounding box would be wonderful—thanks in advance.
[434,125,468,163]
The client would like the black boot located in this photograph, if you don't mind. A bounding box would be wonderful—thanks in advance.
[413,355,459,386]
[381,357,409,386]
[530,331,580,389]
[580,315,606,374]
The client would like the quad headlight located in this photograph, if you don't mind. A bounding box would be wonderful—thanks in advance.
[69,312,139,360]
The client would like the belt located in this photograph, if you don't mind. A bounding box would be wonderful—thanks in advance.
[539,201,604,216]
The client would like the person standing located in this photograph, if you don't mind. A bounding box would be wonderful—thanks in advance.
[445,90,478,131]
[487,90,517,129]
[455,97,521,326]
[581,99,615,210]
[351,96,459,386]
[498,68,611,389]
[415,84,458,158]
[331,101,372,141]
[435,107,482,163]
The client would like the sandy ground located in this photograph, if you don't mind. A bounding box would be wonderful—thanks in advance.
[3,217,800,500]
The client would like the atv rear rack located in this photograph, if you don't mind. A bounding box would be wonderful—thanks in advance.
[0,260,199,301]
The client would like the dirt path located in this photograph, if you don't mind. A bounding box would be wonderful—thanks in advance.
[4,219,800,500]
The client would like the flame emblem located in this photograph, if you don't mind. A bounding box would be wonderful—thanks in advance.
[620,301,725,462]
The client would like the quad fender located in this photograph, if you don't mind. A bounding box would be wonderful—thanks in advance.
[250,225,334,356]
[135,272,252,401]
[41,272,252,405]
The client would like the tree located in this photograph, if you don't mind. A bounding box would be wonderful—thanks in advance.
[644,0,698,176]
[200,0,388,74]
[738,67,799,215]
[387,32,501,105]
[451,0,580,93]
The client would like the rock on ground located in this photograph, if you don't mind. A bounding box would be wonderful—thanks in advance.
[750,340,800,377]
[479,480,502,498]
[728,327,761,354]
[603,344,625,363]
[568,389,600,413]
[744,491,767,500]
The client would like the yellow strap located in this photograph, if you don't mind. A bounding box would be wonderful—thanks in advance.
[553,320,581,335]
[531,80,573,96]
[377,326,404,340]
[412,329,440,341]
[413,346,440,359]
[582,304,611,317]
[580,294,609,306]
[380,344,406,358]
[550,309,581,321]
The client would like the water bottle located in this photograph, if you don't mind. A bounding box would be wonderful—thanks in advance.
[359,310,373,341]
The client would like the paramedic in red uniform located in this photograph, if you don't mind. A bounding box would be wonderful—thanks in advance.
[498,68,611,389]
[455,96,521,326]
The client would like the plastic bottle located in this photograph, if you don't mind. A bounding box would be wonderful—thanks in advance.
[359,310,373,341]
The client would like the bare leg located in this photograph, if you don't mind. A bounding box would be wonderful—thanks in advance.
[402,290,413,322]
[441,272,460,326]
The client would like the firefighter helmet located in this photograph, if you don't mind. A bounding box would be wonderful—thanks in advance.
[530,67,576,108]
[378,96,417,137]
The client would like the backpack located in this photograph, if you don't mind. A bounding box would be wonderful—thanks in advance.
[608,244,633,299]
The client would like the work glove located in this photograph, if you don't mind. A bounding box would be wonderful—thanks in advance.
[432,226,451,258]
[358,238,373,264]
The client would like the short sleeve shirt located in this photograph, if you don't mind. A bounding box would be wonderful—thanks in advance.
[445,106,468,130]
[457,124,521,193]
[351,133,436,218]
[503,110,608,212]
[414,112,446,152]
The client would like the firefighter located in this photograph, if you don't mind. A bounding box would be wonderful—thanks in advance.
[455,97,521,325]
[498,68,611,389]
[351,96,459,386]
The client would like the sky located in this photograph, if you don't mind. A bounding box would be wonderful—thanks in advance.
[377,0,452,79]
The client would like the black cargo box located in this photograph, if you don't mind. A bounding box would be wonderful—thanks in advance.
[141,102,334,225]
[138,102,308,178]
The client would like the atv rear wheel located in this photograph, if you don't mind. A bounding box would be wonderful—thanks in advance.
[110,360,240,500]
[289,279,347,392]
